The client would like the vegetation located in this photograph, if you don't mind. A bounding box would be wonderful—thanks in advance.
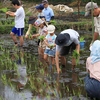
[0,7,8,13]
[38,35,45,41]
[72,50,80,65]
[80,36,85,42]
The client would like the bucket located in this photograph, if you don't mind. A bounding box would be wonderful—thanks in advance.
[80,41,85,49]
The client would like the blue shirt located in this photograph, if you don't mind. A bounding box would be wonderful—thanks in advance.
[45,33,57,49]
[43,6,54,22]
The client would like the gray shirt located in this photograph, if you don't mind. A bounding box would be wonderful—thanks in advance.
[56,29,80,52]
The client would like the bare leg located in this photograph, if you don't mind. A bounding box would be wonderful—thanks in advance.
[51,57,55,65]
[59,56,66,66]
[19,36,24,46]
[38,47,44,59]
[10,32,18,46]
[72,57,76,70]
[44,54,48,63]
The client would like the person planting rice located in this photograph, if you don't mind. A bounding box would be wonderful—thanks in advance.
[31,18,48,58]
[44,25,56,65]
[55,29,80,74]
[6,0,25,47]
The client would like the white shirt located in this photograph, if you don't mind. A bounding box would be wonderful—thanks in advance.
[14,6,25,28]
[94,14,100,35]
[94,14,100,28]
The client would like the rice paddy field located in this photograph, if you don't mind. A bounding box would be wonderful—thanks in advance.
[0,1,95,99]
[0,32,93,100]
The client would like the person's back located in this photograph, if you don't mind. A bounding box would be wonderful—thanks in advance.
[58,29,80,46]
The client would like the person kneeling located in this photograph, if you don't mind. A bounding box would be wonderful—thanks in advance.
[84,40,100,100]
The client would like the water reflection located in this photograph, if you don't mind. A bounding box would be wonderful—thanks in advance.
[0,48,33,100]
[10,48,27,90]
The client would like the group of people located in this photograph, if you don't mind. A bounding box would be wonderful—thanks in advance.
[5,0,100,99]
[6,0,80,73]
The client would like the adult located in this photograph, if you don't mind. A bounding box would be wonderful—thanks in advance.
[85,2,100,43]
[42,0,54,22]
[84,40,100,99]
[6,0,25,47]
[55,29,80,74]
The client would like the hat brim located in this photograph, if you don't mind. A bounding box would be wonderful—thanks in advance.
[28,19,36,24]
[55,33,70,46]
[85,10,91,16]
[48,30,55,34]
[35,6,44,10]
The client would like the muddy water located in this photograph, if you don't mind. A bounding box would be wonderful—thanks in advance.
[0,33,92,100]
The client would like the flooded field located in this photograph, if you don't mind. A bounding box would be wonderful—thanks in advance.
[0,33,92,100]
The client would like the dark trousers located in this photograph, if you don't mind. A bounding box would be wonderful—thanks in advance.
[84,74,100,100]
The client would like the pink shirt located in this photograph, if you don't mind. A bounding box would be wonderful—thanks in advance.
[86,57,100,82]
[38,26,47,36]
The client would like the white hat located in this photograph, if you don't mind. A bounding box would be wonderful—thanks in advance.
[85,2,98,16]
[34,18,44,26]
[47,25,55,33]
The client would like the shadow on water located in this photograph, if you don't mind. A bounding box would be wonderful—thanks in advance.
[0,33,93,100]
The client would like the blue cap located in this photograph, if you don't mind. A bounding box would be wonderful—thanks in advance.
[35,4,44,10]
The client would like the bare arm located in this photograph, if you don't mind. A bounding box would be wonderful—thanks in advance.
[55,50,61,74]
[44,38,50,47]
[32,33,40,38]
[6,11,15,17]
[76,44,80,54]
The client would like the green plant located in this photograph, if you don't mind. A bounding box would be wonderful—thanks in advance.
[49,44,54,49]
[0,7,8,13]
[80,36,85,42]
[72,50,80,65]
[38,35,45,41]
[50,20,56,25]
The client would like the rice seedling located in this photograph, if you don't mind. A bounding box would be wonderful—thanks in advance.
[1,74,7,85]
[72,50,80,65]
[0,7,8,13]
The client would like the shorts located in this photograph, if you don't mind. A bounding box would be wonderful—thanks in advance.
[60,42,76,56]
[39,41,46,49]
[11,27,24,36]
[44,48,56,57]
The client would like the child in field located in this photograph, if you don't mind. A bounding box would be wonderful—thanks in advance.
[32,18,48,58]
[6,0,25,47]
[44,25,56,65]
